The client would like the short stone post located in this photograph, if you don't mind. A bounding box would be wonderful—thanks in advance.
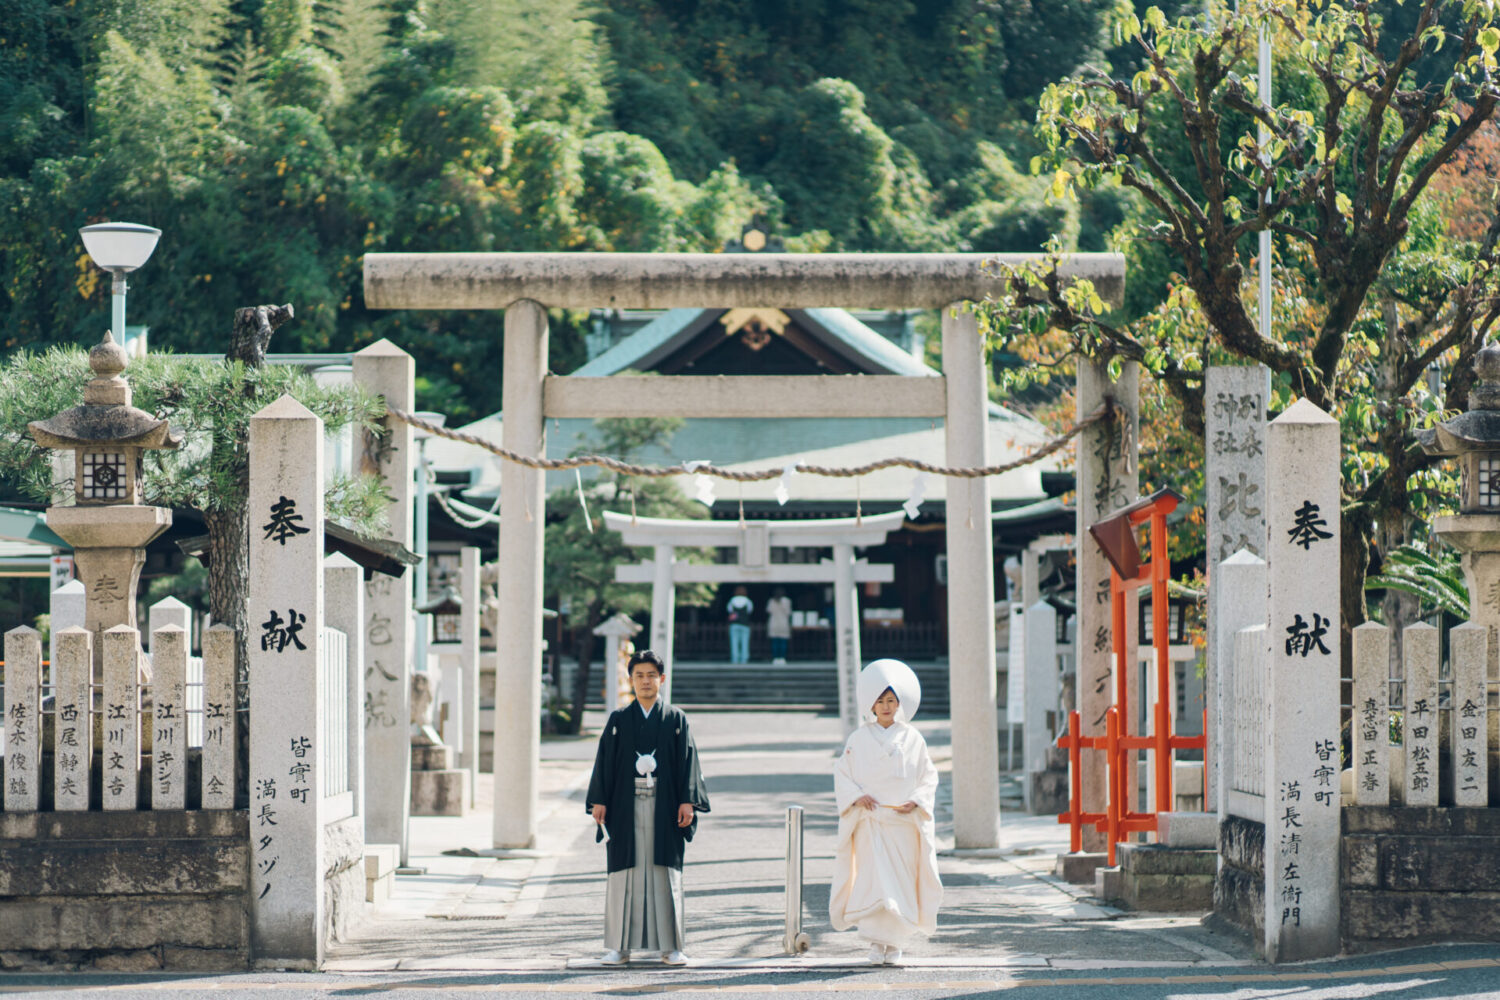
[1450,622,1488,806]
[943,303,1000,849]
[1214,551,1266,820]
[248,394,327,968]
[149,595,192,646]
[459,545,481,794]
[834,541,862,736]
[48,579,85,674]
[1351,622,1391,806]
[324,553,366,822]
[202,623,237,810]
[1075,357,1139,848]
[53,626,93,810]
[1204,365,1269,812]
[495,299,548,849]
[150,595,198,748]
[1023,600,1058,807]
[1401,623,1439,807]
[151,623,188,810]
[1263,398,1341,963]
[3,626,42,811]
[353,339,415,864]
[102,624,141,810]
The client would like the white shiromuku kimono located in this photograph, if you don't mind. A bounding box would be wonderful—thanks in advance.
[829,716,943,946]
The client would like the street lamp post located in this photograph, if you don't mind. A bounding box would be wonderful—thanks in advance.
[79,222,162,343]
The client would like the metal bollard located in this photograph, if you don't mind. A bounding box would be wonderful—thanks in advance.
[784,805,811,954]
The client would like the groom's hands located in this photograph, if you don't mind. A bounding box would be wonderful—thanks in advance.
[591,804,607,825]
[677,804,695,827]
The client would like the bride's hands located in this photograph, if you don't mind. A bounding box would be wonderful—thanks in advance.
[853,794,878,811]
[894,801,918,814]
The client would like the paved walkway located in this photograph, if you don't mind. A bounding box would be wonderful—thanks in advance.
[326,710,1253,971]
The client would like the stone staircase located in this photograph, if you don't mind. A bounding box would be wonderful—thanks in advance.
[569,660,953,714]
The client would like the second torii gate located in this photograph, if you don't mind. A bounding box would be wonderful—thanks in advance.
[603,509,902,733]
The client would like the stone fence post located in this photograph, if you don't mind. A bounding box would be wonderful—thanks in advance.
[248,394,327,968]
[1264,399,1340,962]
[352,340,414,865]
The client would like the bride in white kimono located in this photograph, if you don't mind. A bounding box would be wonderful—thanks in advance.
[829,658,943,965]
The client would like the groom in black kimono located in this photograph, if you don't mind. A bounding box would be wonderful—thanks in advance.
[587,649,710,966]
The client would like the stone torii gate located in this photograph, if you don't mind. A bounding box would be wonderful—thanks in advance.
[364,250,1125,851]
[602,509,904,733]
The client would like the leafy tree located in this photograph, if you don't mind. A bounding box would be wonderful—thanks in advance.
[993,0,1500,651]
[544,416,710,734]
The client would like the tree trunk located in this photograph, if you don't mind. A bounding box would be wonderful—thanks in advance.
[219,303,294,802]
[568,602,607,735]
[229,304,294,368]
[205,508,251,681]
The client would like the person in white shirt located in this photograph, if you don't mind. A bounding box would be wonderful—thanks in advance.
[829,658,943,965]
[726,586,753,664]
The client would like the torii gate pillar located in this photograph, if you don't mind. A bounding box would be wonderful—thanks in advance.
[494,300,548,849]
[943,304,1001,849]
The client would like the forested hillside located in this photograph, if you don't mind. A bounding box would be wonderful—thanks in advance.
[1,0,1159,419]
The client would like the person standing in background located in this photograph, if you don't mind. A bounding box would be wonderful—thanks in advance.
[726,586,753,664]
[766,587,793,664]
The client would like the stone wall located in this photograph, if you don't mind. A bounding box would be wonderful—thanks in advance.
[323,815,366,945]
[0,809,366,970]
[0,810,249,971]
[1212,814,1264,944]
[1342,806,1500,952]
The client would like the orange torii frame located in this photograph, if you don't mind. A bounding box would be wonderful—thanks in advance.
[1057,486,1207,866]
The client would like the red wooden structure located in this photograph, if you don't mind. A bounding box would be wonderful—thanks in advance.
[1057,487,1207,865]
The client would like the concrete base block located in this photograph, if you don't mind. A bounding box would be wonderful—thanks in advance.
[1094,865,1123,902]
[1157,811,1218,848]
[364,843,398,905]
[1115,844,1216,911]
[411,744,454,771]
[411,769,468,816]
[366,870,394,905]
[1055,851,1108,884]
[365,844,399,880]
[1173,761,1204,812]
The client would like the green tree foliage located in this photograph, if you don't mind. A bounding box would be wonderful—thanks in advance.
[543,416,710,733]
[993,0,1500,650]
[1,0,1143,415]
[0,0,766,426]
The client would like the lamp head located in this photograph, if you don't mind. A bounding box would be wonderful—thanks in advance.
[79,222,162,273]
[412,410,447,443]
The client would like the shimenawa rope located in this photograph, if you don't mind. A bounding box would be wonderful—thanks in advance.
[384,403,1115,483]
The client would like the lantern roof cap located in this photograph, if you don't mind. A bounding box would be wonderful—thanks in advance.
[26,330,181,452]
[1418,341,1500,457]
[417,588,462,616]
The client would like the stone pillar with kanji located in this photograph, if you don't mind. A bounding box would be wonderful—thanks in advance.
[247,394,327,968]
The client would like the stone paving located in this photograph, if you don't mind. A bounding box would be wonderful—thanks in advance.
[326,710,1254,971]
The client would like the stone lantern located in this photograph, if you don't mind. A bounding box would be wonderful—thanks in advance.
[1420,343,1500,514]
[418,588,463,645]
[1419,341,1500,789]
[28,330,181,675]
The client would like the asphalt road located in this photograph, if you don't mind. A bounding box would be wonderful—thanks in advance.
[5,948,1500,1000]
